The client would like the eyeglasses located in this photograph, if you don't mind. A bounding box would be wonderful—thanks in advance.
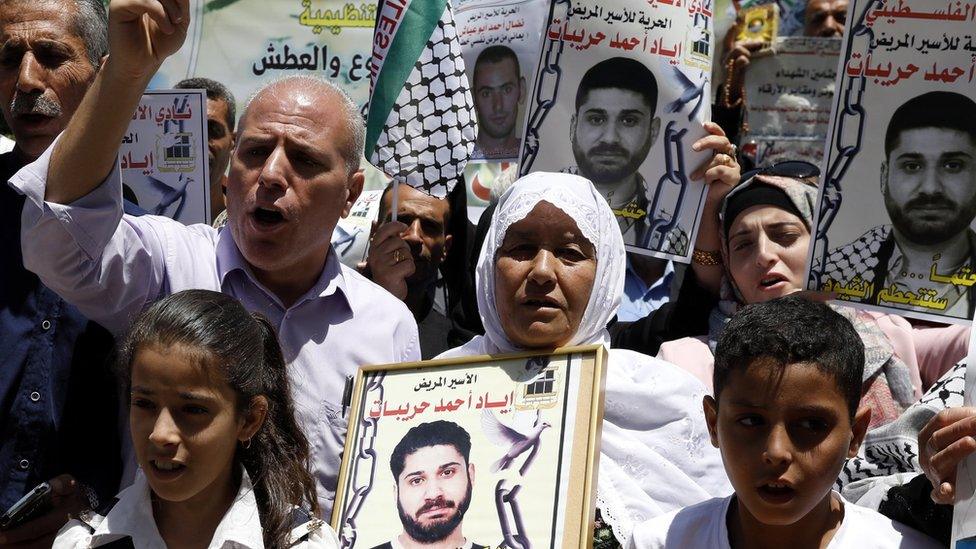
[740,160,821,182]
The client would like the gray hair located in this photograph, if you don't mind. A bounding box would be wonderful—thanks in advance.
[69,0,109,68]
[241,75,365,175]
[175,77,237,131]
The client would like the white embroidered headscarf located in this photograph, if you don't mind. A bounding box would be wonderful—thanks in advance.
[464,171,626,355]
[438,173,731,544]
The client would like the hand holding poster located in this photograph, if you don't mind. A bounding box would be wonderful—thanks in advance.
[519,0,715,261]
[121,90,210,225]
[456,0,550,162]
[953,348,976,546]
[332,346,607,548]
[807,0,976,322]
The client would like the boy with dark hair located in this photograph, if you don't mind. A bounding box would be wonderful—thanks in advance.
[629,296,940,548]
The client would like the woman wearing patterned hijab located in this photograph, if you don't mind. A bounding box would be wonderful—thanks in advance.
[437,172,732,546]
[658,172,969,428]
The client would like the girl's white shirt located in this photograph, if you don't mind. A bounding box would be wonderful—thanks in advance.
[53,468,340,548]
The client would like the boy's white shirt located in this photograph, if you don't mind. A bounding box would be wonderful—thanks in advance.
[627,491,941,549]
[52,468,340,548]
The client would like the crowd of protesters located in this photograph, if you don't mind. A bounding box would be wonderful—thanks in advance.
[1,0,975,548]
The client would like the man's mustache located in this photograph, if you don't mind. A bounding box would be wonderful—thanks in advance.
[11,92,62,118]
[904,193,959,212]
[416,496,456,516]
[586,143,630,158]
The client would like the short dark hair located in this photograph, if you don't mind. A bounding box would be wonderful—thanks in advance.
[176,77,237,132]
[390,421,471,481]
[884,91,976,157]
[714,296,864,418]
[575,57,658,113]
[474,45,520,76]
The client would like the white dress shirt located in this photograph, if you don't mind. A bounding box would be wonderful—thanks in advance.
[10,141,421,516]
[53,469,341,548]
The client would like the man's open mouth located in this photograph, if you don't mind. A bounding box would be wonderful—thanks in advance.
[15,113,54,126]
[252,207,286,226]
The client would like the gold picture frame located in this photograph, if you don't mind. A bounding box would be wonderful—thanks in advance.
[331,344,609,549]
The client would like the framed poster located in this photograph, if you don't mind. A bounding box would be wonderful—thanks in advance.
[332,344,608,549]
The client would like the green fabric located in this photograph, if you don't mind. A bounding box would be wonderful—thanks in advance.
[203,0,243,13]
[364,0,447,155]
[594,508,623,549]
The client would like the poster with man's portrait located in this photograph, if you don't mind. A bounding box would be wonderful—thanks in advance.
[332,345,608,548]
[121,90,210,225]
[517,0,715,262]
[457,0,550,162]
[806,0,976,323]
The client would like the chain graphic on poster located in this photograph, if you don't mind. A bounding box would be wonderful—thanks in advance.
[518,0,715,262]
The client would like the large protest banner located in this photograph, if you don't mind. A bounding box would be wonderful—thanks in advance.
[152,0,374,111]
[457,0,550,162]
[150,0,385,253]
[121,90,210,225]
[806,0,976,323]
[518,0,714,262]
[741,36,840,166]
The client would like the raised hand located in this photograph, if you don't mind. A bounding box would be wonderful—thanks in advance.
[365,221,416,301]
[106,0,190,79]
[691,122,740,212]
[919,406,976,504]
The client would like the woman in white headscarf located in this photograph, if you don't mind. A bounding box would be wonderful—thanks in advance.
[437,172,732,546]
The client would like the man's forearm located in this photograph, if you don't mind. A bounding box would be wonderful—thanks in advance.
[46,61,157,204]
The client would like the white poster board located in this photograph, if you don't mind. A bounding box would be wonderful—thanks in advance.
[742,36,841,166]
[457,0,550,162]
[518,0,715,262]
[121,90,210,225]
[806,0,976,323]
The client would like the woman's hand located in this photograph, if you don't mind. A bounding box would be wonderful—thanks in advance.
[688,122,740,295]
[919,406,976,504]
[691,122,741,211]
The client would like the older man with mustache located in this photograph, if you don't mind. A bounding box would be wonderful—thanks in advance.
[10,0,420,522]
[0,1,123,548]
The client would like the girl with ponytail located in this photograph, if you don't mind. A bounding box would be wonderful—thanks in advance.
[54,290,339,548]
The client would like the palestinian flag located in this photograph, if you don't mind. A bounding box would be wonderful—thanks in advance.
[365,0,476,198]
